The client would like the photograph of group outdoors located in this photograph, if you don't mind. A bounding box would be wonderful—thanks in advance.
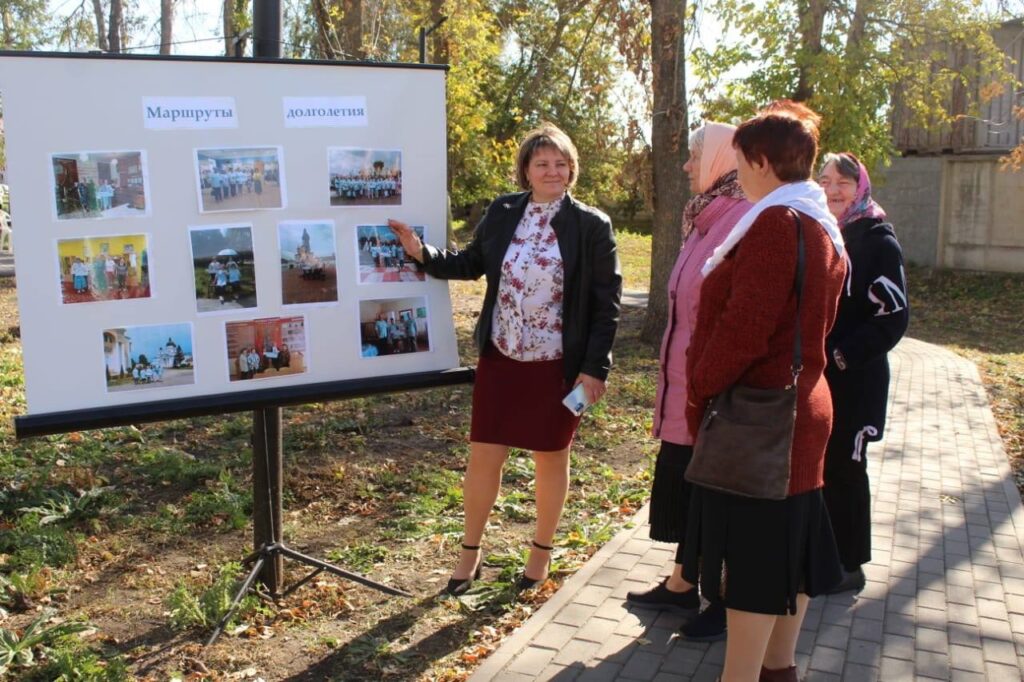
[195,146,285,212]
[328,148,402,206]
[57,234,151,304]
[103,323,195,392]
[359,296,430,357]
[50,150,150,220]
[278,221,338,305]
[356,224,425,283]
[188,225,257,312]
[225,315,306,382]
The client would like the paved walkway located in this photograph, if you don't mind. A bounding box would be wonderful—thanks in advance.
[472,337,1024,681]
[0,253,13,278]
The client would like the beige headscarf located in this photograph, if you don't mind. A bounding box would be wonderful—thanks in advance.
[698,122,739,194]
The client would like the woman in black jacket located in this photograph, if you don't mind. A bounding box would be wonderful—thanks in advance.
[389,122,622,595]
[817,152,909,593]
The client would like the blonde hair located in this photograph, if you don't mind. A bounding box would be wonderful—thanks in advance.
[515,122,579,190]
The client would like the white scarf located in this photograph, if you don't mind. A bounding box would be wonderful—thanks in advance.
[701,180,844,275]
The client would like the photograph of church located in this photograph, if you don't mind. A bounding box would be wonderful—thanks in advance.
[103,322,195,392]
[278,221,338,306]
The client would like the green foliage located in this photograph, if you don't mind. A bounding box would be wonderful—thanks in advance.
[133,447,223,487]
[690,0,1013,171]
[0,611,91,676]
[0,566,57,612]
[18,486,116,526]
[182,469,252,530]
[166,562,261,632]
[0,516,78,570]
[22,642,130,682]
[0,0,51,49]
[327,543,391,572]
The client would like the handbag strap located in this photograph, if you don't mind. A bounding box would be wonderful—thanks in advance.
[789,209,805,385]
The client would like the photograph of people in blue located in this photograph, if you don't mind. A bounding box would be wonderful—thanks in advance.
[196,147,284,213]
[328,148,402,207]
[188,225,258,312]
[356,224,425,283]
[359,297,430,357]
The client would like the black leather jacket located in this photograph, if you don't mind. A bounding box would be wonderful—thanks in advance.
[420,191,622,382]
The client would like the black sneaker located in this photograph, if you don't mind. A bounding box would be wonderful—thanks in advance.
[826,567,866,595]
[680,601,727,641]
[626,578,700,611]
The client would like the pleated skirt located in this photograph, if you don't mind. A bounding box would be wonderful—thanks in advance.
[648,441,694,544]
[681,485,843,615]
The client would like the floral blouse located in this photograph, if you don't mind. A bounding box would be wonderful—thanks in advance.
[491,196,565,361]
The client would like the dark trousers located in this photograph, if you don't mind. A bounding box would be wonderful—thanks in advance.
[822,429,872,571]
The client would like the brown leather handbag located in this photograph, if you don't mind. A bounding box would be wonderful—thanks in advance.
[684,210,806,501]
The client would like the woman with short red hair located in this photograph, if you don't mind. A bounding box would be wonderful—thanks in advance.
[682,101,847,682]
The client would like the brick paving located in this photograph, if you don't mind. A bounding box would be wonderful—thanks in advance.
[471,338,1024,681]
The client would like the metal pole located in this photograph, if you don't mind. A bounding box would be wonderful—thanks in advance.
[419,17,447,65]
[251,0,284,594]
[253,0,282,59]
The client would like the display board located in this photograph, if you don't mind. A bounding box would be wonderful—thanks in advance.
[0,53,461,427]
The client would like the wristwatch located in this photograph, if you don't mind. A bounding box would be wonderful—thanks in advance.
[832,348,848,371]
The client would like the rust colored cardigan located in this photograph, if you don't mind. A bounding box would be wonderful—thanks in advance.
[685,206,847,496]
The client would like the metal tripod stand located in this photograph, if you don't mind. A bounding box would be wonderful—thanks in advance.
[206,406,412,646]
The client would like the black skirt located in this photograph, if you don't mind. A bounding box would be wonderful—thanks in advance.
[681,485,843,615]
[648,441,694,544]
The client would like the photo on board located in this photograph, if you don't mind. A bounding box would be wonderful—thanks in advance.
[225,315,307,382]
[188,224,258,313]
[51,150,150,220]
[278,221,339,306]
[56,233,152,304]
[103,322,195,392]
[195,146,286,213]
[328,148,402,207]
[355,224,425,283]
[358,296,430,358]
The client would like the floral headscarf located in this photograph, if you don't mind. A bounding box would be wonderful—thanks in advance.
[836,154,887,228]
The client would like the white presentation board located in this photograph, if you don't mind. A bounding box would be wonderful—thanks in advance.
[0,53,458,419]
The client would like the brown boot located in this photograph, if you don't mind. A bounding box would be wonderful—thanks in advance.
[759,665,798,682]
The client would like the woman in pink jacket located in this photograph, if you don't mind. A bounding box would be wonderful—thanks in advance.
[626,123,752,640]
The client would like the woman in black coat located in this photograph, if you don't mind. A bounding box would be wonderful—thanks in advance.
[389,123,622,595]
[817,152,910,592]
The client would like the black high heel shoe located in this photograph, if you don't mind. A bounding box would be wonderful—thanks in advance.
[516,540,553,591]
[445,544,482,596]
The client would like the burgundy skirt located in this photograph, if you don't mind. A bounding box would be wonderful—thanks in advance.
[470,343,582,452]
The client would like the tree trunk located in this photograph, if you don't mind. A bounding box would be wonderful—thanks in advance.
[160,0,173,55]
[429,0,448,65]
[224,0,233,55]
[92,0,109,51]
[108,0,123,53]
[1,5,12,48]
[340,0,363,60]
[792,0,827,102]
[311,0,339,58]
[844,0,872,54]
[643,0,688,342]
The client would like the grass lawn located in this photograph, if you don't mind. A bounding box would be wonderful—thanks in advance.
[0,229,1020,680]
